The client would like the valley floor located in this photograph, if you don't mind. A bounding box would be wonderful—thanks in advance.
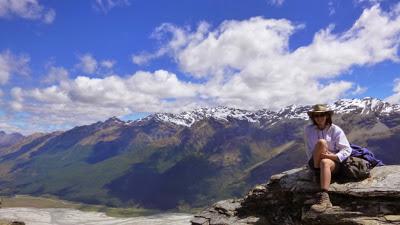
[0,207,192,225]
[0,195,160,217]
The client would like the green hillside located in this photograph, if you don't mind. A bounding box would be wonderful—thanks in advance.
[0,110,399,210]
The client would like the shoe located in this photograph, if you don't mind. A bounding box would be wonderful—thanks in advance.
[310,192,332,213]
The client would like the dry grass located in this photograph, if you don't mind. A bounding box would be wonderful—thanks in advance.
[1,195,78,208]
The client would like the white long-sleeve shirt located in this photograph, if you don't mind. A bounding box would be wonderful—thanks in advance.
[304,123,351,162]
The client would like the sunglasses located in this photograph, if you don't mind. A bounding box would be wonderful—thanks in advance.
[312,113,327,118]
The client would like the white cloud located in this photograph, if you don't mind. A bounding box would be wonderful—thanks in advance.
[43,8,55,24]
[43,66,69,84]
[10,87,24,111]
[0,119,23,134]
[130,4,400,110]
[5,4,400,134]
[8,70,199,132]
[180,18,297,78]
[0,0,56,23]
[76,54,116,74]
[76,54,98,74]
[100,60,116,69]
[9,100,22,111]
[0,50,30,85]
[10,87,23,101]
[328,1,336,16]
[131,22,202,66]
[132,51,165,65]
[355,0,384,5]
[93,0,130,13]
[268,0,285,6]
[351,85,367,95]
[385,78,400,103]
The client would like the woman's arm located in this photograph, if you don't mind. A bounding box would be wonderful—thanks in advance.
[332,125,352,162]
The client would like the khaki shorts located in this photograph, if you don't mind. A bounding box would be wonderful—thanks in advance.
[308,157,341,175]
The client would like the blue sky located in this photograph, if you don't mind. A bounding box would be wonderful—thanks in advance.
[0,0,400,134]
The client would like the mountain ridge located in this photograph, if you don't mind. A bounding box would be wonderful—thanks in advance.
[0,97,399,210]
[130,97,400,128]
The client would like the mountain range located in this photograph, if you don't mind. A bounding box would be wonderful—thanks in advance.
[0,97,399,210]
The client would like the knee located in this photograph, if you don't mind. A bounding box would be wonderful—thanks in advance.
[313,139,328,154]
[320,158,332,168]
[316,139,327,147]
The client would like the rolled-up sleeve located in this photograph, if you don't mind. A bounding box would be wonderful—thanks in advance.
[333,127,352,162]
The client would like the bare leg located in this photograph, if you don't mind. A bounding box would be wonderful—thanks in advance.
[313,139,328,168]
[311,146,336,212]
[320,158,336,190]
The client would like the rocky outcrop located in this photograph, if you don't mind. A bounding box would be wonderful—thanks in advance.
[191,165,400,225]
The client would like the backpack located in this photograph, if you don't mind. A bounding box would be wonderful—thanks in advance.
[341,156,371,181]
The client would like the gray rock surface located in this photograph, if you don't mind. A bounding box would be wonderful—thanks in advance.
[192,165,400,225]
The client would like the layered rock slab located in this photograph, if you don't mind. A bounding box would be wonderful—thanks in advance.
[192,165,400,225]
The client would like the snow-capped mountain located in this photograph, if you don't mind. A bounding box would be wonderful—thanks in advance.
[143,107,278,126]
[135,97,400,127]
[2,97,400,211]
[331,97,400,115]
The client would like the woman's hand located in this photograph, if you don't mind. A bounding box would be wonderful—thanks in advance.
[321,151,339,162]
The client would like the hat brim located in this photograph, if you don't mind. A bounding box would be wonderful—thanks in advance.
[307,111,334,117]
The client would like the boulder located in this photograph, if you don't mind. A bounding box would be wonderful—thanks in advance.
[191,165,400,225]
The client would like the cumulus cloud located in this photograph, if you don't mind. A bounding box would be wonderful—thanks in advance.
[5,4,400,134]
[8,70,199,132]
[0,50,30,85]
[131,22,202,66]
[93,0,130,13]
[351,85,368,95]
[268,0,285,6]
[43,8,55,24]
[100,60,115,69]
[42,66,69,84]
[0,119,23,134]
[385,78,400,103]
[76,54,98,74]
[132,51,165,65]
[0,0,56,23]
[130,4,400,109]
[76,54,116,74]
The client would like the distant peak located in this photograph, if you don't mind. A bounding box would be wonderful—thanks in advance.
[101,116,125,127]
[105,116,123,122]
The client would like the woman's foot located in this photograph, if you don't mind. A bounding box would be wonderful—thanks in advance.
[311,191,332,213]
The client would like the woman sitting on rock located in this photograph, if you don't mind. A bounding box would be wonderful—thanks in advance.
[304,104,352,213]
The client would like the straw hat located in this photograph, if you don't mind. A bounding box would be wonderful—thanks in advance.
[307,104,334,117]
